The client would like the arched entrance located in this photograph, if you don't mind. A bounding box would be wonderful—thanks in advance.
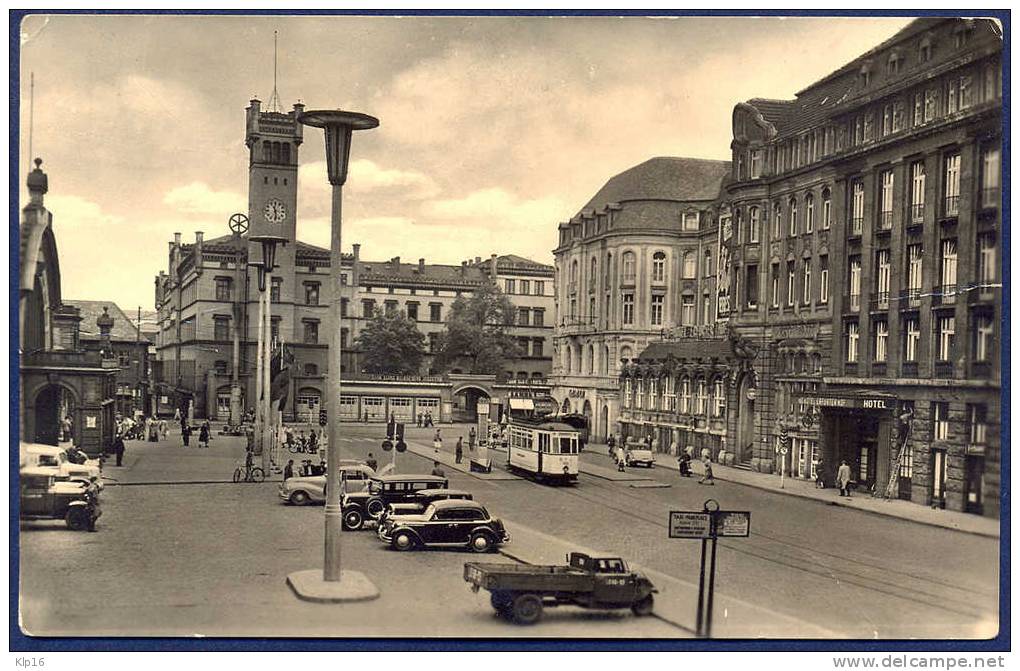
[581,400,593,439]
[560,397,571,414]
[735,373,756,464]
[33,384,75,446]
[600,404,610,442]
[452,385,489,423]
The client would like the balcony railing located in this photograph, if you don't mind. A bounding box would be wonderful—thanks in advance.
[558,316,598,334]
[877,211,894,231]
[901,361,919,378]
[899,288,922,309]
[870,291,890,311]
[849,217,864,236]
[980,187,1001,210]
[909,203,925,225]
[943,195,960,218]
[967,284,999,304]
[933,361,954,378]
[933,284,957,306]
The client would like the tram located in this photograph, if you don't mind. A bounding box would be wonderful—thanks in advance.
[542,413,590,449]
[506,420,581,484]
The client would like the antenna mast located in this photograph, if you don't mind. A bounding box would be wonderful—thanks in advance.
[267,30,281,113]
[28,72,35,161]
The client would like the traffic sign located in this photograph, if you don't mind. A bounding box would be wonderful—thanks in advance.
[779,446,789,455]
[714,511,751,537]
[395,440,407,453]
[668,511,713,539]
[381,439,393,452]
[318,408,327,426]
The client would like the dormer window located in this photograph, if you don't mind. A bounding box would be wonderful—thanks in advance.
[887,51,903,75]
[919,36,934,63]
[954,20,974,48]
[859,63,873,88]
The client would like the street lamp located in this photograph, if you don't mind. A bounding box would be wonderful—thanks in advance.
[250,235,287,475]
[288,108,379,602]
[247,260,266,463]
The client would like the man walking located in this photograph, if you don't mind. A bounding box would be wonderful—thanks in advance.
[182,423,192,447]
[697,454,715,485]
[455,436,464,464]
[836,460,853,497]
[283,459,295,480]
[433,429,442,456]
[431,461,446,478]
[366,452,378,472]
[199,421,211,448]
[114,432,126,467]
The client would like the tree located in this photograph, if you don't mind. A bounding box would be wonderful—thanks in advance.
[354,311,426,375]
[433,282,521,375]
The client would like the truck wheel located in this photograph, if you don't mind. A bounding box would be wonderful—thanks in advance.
[631,594,654,616]
[490,591,513,614]
[469,531,495,553]
[342,509,364,531]
[65,508,90,531]
[391,530,417,552]
[511,594,543,625]
[366,498,386,519]
[289,491,310,506]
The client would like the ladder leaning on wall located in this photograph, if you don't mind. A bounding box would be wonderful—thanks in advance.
[883,411,913,500]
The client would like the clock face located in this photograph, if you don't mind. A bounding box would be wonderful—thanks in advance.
[263,198,286,224]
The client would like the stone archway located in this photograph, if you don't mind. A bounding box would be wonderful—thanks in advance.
[600,404,610,442]
[581,399,593,438]
[451,384,490,423]
[735,372,757,464]
[33,383,76,446]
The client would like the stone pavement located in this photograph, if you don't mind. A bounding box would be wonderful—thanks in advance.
[583,444,1000,539]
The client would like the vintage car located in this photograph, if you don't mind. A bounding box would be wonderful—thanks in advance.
[381,488,474,520]
[613,439,656,468]
[20,443,104,490]
[341,474,448,530]
[278,462,376,505]
[377,499,510,553]
[20,467,102,531]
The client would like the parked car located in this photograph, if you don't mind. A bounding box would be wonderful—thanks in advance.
[20,467,102,531]
[20,443,104,490]
[341,474,448,530]
[613,439,656,468]
[381,489,474,520]
[464,551,656,624]
[279,463,376,505]
[377,499,510,553]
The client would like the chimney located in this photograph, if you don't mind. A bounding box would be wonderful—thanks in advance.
[392,256,400,267]
[352,243,360,261]
[195,231,204,276]
[418,258,425,274]
[461,260,467,275]
[490,254,498,278]
[174,232,182,246]
[97,306,114,357]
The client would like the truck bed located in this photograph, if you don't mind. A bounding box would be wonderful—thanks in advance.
[464,562,594,593]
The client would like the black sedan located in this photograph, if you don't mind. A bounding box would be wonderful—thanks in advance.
[376,499,510,553]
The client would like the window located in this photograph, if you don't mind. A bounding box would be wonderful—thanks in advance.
[532,338,544,358]
[920,38,933,64]
[303,321,319,345]
[750,149,762,178]
[977,233,996,285]
[588,296,596,321]
[702,293,712,324]
[981,146,1001,208]
[622,252,636,284]
[959,75,972,110]
[590,257,598,288]
[680,378,692,413]
[903,317,920,362]
[944,153,961,216]
[516,307,530,326]
[683,211,699,231]
[876,250,891,307]
[749,206,761,242]
[518,337,531,357]
[304,282,320,306]
[805,194,814,233]
[533,308,545,327]
[933,402,950,442]
[623,378,632,408]
[215,277,232,301]
[973,313,994,362]
[569,261,578,286]
[802,259,812,305]
[947,77,958,114]
[772,202,782,238]
[907,244,923,306]
[704,250,713,277]
[923,88,938,123]
[213,316,230,342]
[270,278,282,303]
[940,239,958,296]
[770,264,780,308]
[846,321,860,363]
[340,328,349,348]
[505,279,516,295]
[385,300,398,316]
[910,161,926,222]
[648,378,657,410]
[362,299,375,318]
[695,379,708,415]
[786,262,796,307]
[879,170,894,229]
[935,315,955,361]
[821,189,832,230]
[968,404,987,446]
[882,104,893,136]
[983,63,999,101]
[428,332,439,354]
[406,302,419,321]
[913,92,924,126]
[634,379,643,409]
[652,252,666,282]
[712,379,726,417]
[304,363,318,376]
[892,101,905,132]
[270,317,280,343]
[214,360,228,375]
[850,180,865,235]
[874,319,889,362]
[682,252,696,279]
[789,198,798,236]
[530,280,542,296]
[745,265,759,309]
[429,303,442,322]
[681,295,695,326]
[848,255,862,310]
[520,280,530,295]
[622,294,634,325]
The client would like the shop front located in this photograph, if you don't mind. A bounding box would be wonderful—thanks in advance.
[808,393,897,492]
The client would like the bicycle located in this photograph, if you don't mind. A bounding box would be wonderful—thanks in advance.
[233,462,266,483]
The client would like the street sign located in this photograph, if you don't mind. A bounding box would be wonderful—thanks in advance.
[779,446,789,455]
[714,511,751,537]
[668,511,713,539]
[381,439,393,452]
[395,440,407,453]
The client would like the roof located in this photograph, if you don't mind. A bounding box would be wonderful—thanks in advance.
[359,259,490,288]
[64,300,151,344]
[579,157,731,214]
[374,474,448,483]
[468,254,554,274]
[635,339,734,363]
[418,489,473,497]
[428,499,484,510]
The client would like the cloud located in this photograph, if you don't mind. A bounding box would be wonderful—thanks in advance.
[163,182,246,216]
[299,159,439,198]
[423,188,570,229]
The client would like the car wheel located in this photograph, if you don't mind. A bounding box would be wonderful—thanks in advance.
[342,509,364,531]
[511,593,543,625]
[289,491,310,506]
[490,591,513,614]
[65,508,90,531]
[391,530,417,552]
[469,531,495,553]
[251,468,265,483]
[366,498,386,519]
[631,594,654,616]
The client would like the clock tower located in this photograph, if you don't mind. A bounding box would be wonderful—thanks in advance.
[245,98,304,276]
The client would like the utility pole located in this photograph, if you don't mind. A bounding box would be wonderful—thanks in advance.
[137,306,143,417]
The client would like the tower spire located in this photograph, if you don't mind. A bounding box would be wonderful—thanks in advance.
[267,30,281,113]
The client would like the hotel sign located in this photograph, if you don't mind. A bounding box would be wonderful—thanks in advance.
[800,396,895,410]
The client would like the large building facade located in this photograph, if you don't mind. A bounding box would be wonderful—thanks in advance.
[153,99,554,422]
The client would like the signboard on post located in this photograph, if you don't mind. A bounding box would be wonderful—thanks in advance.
[668,511,713,539]
[714,511,751,537]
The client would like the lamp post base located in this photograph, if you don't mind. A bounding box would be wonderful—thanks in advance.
[286,569,380,603]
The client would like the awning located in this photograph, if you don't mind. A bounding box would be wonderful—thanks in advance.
[509,398,535,410]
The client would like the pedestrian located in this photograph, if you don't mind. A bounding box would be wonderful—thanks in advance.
[468,426,476,449]
[433,429,442,456]
[607,433,616,456]
[114,433,126,467]
[174,408,181,422]
[646,433,653,450]
[836,460,853,497]
[814,459,825,488]
[455,437,464,464]
[283,459,295,480]
[425,411,433,428]
[308,430,318,454]
[698,454,715,485]
[431,461,446,478]
[182,423,192,447]
[669,436,679,458]
[298,430,307,452]
[416,414,423,428]
[301,460,311,477]
[366,452,378,472]
[316,460,327,476]
[199,421,211,448]
[678,452,693,477]
[61,415,73,442]
[159,419,169,441]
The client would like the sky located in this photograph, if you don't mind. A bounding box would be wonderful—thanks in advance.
[17,13,914,310]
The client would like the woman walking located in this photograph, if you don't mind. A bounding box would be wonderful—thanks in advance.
[199,421,211,449]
